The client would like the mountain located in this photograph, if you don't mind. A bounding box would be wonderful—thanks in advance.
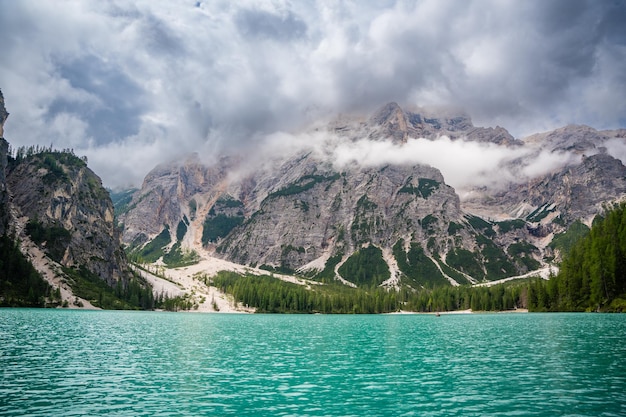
[7,149,128,287]
[0,89,149,308]
[118,102,626,290]
[463,125,626,254]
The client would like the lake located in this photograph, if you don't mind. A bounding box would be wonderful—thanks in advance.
[1,310,624,416]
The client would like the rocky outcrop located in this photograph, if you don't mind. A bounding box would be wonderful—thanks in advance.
[0,89,10,235]
[465,125,626,228]
[0,139,8,235]
[117,153,230,248]
[7,151,129,286]
[217,155,467,269]
[365,102,517,145]
[0,89,8,138]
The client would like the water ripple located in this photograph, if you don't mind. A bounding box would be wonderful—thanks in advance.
[1,311,625,416]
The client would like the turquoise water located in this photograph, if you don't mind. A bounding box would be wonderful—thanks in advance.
[1,310,625,416]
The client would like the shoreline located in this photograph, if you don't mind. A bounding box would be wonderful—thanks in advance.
[387,308,528,315]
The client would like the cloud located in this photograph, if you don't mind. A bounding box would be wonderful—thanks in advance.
[328,135,581,195]
[0,0,624,188]
[243,129,588,200]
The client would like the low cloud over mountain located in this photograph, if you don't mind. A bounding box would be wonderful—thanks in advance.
[1,0,625,188]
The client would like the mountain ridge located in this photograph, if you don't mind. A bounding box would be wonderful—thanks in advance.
[118,102,626,288]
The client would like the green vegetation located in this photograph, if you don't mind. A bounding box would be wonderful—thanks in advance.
[0,234,52,307]
[393,240,447,287]
[259,264,296,275]
[154,292,199,311]
[446,248,484,280]
[421,214,438,232]
[404,283,526,312]
[338,246,390,287]
[476,235,518,280]
[9,146,89,185]
[162,242,200,268]
[526,204,556,222]
[134,227,171,263]
[313,252,344,283]
[85,174,109,200]
[211,271,400,313]
[110,189,137,217]
[268,173,340,198]
[355,194,377,211]
[210,270,529,313]
[24,219,71,263]
[447,222,464,235]
[496,219,527,233]
[215,196,244,208]
[399,178,440,198]
[188,199,197,220]
[529,203,626,312]
[434,256,472,285]
[63,267,154,310]
[176,219,188,241]
[350,195,380,245]
[549,220,590,257]
[465,215,495,237]
[508,241,541,271]
[202,214,244,245]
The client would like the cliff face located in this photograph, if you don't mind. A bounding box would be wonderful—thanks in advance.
[0,139,8,236]
[464,125,626,232]
[217,155,467,270]
[118,153,230,249]
[121,103,566,286]
[337,102,518,146]
[118,103,626,287]
[0,89,8,138]
[7,151,129,286]
[0,90,10,235]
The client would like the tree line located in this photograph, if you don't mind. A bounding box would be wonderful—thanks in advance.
[209,270,529,314]
[528,203,626,312]
[0,234,51,307]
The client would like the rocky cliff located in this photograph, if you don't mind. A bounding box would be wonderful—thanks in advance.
[334,102,518,146]
[1,90,141,307]
[463,125,626,243]
[0,89,10,235]
[7,150,129,286]
[0,89,8,138]
[122,103,585,287]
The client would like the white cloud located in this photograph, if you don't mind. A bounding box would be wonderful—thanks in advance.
[0,0,624,188]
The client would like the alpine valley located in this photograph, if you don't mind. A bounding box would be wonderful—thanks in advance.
[2,90,626,312]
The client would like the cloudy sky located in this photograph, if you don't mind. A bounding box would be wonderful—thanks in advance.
[1,0,625,188]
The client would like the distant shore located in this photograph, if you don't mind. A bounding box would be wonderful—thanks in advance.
[387,308,529,315]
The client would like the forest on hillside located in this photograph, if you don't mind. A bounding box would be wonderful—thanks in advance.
[529,203,626,312]
[3,194,626,312]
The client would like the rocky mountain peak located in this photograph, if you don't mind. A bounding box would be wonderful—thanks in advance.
[365,102,518,146]
[523,124,608,153]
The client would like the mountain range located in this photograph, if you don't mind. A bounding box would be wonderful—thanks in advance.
[116,102,626,290]
[2,87,626,309]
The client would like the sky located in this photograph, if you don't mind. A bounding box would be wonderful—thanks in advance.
[1,0,625,189]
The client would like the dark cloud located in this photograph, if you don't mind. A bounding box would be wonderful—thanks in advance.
[0,0,624,188]
[49,55,145,143]
[235,8,307,41]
